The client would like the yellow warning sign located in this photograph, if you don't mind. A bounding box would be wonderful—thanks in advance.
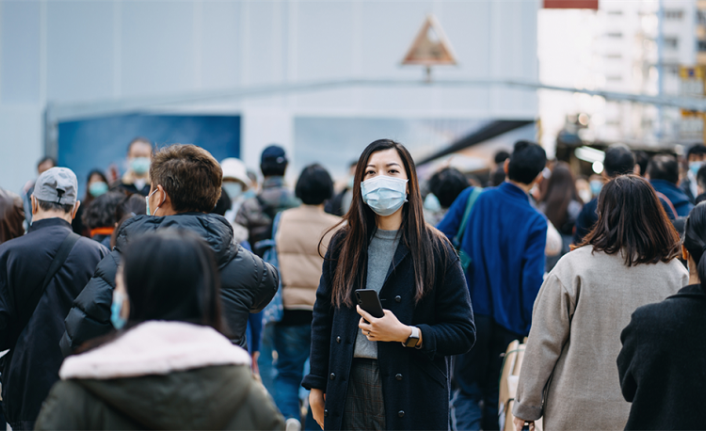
[402,15,457,66]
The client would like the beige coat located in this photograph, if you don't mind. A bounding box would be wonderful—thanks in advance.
[513,246,688,430]
[276,205,341,310]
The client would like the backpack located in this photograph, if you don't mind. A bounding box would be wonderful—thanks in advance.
[452,187,483,272]
[255,212,284,325]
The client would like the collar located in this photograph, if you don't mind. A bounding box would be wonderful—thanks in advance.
[670,284,706,300]
[29,218,72,233]
[122,170,151,186]
[90,227,115,237]
[650,179,679,191]
[500,181,530,201]
[262,176,286,189]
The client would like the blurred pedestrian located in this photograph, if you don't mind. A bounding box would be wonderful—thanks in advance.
[109,194,146,250]
[235,145,300,256]
[304,139,475,431]
[617,202,706,430]
[513,175,688,431]
[220,157,251,244]
[680,144,706,203]
[325,160,357,216]
[647,154,693,217]
[538,162,582,271]
[442,141,546,431]
[21,156,56,226]
[575,176,591,205]
[273,164,341,431]
[112,138,152,196]
[424,167,469,226]
[72,169,110,236]
[0,189,25,244]
[633,150,649,177]
[0,167,109,430]
[35,230,284,431]
[574,146,677,244]
[82,192,123,249]
[60,144,278,355]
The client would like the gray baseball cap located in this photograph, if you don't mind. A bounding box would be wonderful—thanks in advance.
[33,167,78,205]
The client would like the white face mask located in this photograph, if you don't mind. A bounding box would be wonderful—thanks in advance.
[361,175,408,216]
[223,182,243,200]
[578,189,592,204]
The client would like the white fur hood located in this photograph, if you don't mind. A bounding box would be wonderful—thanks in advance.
[60,321,251,380]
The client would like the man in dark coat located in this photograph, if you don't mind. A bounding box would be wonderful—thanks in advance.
[647,154,694,218]
[0,167,109,430]
[60,145,279,355]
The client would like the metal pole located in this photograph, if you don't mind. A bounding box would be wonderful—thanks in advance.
[657,0,664,138]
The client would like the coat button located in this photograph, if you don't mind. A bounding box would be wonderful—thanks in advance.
[395,373,402,381]
[395,295,401,303]
[336,336,341,344]
[324,409,328,418]
[330,373,336,380]
[398,410,405,417]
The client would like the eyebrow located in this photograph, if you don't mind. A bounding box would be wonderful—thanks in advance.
[366,162,401,168]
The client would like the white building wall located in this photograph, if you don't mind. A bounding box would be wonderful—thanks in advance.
[0,0,539,193]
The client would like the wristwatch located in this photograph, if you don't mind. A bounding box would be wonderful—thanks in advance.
[403,326,421,348]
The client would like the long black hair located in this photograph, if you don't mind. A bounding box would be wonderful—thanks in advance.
[683,203,706,291]
[121,229,224,332]
[322,139,450,307]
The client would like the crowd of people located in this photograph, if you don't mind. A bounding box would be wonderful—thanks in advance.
[0,136,705,430]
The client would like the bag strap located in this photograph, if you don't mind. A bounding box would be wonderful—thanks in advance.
[18,232,80,335]
[454,187,482,248]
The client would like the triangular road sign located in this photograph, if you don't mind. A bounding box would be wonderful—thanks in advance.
[402,15,457,66]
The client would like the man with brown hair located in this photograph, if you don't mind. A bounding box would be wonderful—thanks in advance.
[60,144,279,355]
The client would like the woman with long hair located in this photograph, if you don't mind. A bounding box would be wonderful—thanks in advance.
[303,139,475,431]
[512,175,688,431]
[0,188,25,244]
[539,162,582,270]
[35,230,284,430]
[72,170,110,236]
[617,203,706,430]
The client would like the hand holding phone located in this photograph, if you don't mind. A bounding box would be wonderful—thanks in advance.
[355,289,384,319]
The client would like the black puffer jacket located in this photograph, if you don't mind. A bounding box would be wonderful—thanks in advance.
[59,213,278,355]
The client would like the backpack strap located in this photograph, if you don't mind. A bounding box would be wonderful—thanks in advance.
[453,187,483,249]
[18,232,80,336]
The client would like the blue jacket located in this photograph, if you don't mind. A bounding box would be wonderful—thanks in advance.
[438,183,546,336]
[651,179,694,218]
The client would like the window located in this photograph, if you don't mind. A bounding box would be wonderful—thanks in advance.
[606,32,623,38]
[664,9,684,20]
[606,75,623,82]
[698,40,706,52]
[664,37,679,50]
[699,10,706,25]
[607,10,623,16]
[605,53,622,59]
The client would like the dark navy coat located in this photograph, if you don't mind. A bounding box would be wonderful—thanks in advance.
[302,230,475,430]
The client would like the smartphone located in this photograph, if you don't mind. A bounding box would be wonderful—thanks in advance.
[355,289,385,319]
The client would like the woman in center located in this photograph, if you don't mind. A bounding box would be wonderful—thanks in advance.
[303,139,476,431]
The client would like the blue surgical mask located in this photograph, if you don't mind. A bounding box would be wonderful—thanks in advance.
[689,161,702,176]
[223,182,243,200]
[361,175,408,216]
[89,181,109,198]
[590,180,603,197]
[111,290,127,330]
[130,157,151,175]
[424,193,441,212]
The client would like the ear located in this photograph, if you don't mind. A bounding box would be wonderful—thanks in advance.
[157,185,169,206]
[633,164,641,176]
[682,244,689,262]
[534,171,544,186]
[503,159,510,175]
[31,195,38,216]
[70,201,81,220]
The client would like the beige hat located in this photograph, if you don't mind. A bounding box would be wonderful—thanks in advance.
[220,158,250,190]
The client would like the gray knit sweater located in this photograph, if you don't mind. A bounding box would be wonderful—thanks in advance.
[353,229,400,359]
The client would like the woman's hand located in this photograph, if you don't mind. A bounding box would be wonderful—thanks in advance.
[357,305,412,343]
[310,388,326,429]
[513,416,534,431]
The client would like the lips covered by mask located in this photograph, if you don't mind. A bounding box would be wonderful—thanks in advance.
[361,175,408,216]
[130,157,151,176]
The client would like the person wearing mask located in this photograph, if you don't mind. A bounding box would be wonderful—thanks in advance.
[574,145,676,244]
[438,141,547,431]
[0,168,109,430]
[113,138,152,197]
[617,203,706,430]
[72,170,110,236]
[235,145,300,256]
[424,167,469,226]
[304,139,475,431]
[680,144,706,203]
[647,154,694,218]
[538,162,583,271]
[220,157,251,244]
[21,156,56,226]
[325,160,357,217]
[35,230,284,430]
[512,175,688,431]
[60,144,279,356]
[274,164,341,431]
[575,176,592,205]
[0,189,25,244]
[81,192,124,249]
